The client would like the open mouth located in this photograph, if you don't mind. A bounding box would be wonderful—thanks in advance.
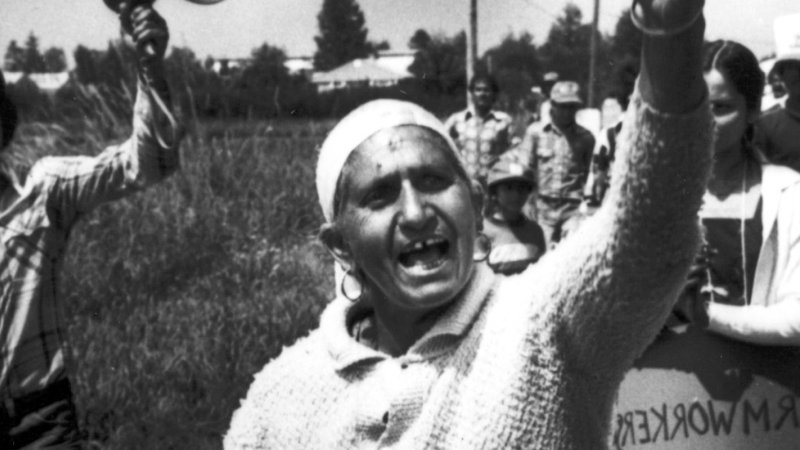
[398,237,450,271]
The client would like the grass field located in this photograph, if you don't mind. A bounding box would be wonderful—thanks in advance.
[12,113,337,448]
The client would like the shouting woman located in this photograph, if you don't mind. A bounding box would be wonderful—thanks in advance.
[226,0,711,447]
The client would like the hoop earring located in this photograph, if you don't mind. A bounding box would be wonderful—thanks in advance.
[341,268,364,302]
[473,232,492,262]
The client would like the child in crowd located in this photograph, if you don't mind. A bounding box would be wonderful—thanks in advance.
[483,159,546,275]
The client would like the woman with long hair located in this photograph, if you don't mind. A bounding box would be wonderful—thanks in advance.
[677,40,800,345]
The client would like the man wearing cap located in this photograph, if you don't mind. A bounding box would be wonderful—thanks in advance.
[756,54,800,172]
[0,5,180,448]
[444,74,515,185]
[520,80,595,249]
[483,159,545,275]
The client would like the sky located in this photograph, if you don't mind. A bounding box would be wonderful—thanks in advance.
[0,0,798,67]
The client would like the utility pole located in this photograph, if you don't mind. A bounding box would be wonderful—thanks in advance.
[467,0,478,102]
[588,0,600,108]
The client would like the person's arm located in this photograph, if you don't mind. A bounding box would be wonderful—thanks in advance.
[507,0,711,379]
[579,132,595,189]
[586,132,610,204]
[705,189,800,345]
[520,125,537,189]
[40,4,180,223]
[503,115,519,151]
[582,144,601,202]
[707,301,800,345]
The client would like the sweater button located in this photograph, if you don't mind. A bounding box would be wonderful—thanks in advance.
[400,362,408,369]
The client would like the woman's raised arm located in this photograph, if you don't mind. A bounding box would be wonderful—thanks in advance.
[506,0,712,383]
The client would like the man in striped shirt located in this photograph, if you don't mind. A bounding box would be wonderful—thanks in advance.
[0,5,180,448]
[444,74,515,186]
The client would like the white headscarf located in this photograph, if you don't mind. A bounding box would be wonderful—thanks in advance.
[315,99,461,223]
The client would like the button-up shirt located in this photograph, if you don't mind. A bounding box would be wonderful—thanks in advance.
[444,107,514,182]
[0,84,178,399]
[522,121,595,200]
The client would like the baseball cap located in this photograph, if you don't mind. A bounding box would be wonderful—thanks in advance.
[550,81,583,105]
[487,160,534,189]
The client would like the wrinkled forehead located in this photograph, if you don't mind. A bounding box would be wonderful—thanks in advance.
[333,125,466,212]
[343,125,464,176]
[315,99,461,223]
[355,125,450,157]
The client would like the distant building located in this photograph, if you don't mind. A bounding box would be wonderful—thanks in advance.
[311,52,414,93]
[284,56,313,76]
[206,56,313,78]
[202,51,415,90]
[208,58,249,76]
[3,71,70,94]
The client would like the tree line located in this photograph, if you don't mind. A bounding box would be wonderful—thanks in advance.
[2,0,642,122]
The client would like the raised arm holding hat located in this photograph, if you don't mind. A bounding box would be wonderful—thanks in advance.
[0,4,181,447]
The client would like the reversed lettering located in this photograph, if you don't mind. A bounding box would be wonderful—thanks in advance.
[743,399,770,435]
[688,402,709,435]
[707,400,736,435]
[775,395,798,431]
[649,404,668,443]
[614,395,800,447]
[636,410,651,444]
[670,403,688,440]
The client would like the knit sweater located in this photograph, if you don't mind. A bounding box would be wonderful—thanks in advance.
[225,92,713,449]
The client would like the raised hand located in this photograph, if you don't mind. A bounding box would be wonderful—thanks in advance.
[631,0,705,36]
[635,0,706,113]
[118,1,169,64]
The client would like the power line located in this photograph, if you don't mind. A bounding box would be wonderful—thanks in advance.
[522,0,560,21]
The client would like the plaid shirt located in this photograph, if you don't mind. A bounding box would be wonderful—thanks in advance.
[521,121,594,200]
[0,85,179,399]
[444,108,514,182]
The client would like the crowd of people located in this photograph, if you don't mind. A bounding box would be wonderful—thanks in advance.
[438,33,800,347]
[1,0,799,448]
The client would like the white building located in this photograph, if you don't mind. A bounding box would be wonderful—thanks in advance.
[284,56,313,76]
[3,71,70,94]
[311,52,415,93]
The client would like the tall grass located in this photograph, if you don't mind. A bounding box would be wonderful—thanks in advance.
[10,92,337,448]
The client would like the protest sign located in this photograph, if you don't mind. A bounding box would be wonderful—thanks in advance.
[611,327,800,449]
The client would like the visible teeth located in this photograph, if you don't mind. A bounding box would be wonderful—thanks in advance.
[410,238,445,252]
[398,237,449,270]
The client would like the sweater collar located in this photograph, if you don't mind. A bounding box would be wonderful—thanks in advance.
[321,263,496,372]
